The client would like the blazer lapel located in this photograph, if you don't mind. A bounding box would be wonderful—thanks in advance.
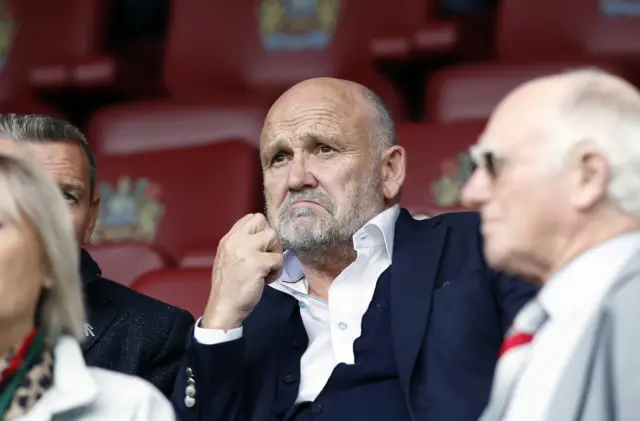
[81,281,120,353]
[390,210,447,396]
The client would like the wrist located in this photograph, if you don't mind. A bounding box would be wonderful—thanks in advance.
[201,308,245,331]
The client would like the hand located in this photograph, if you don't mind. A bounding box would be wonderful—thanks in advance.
[201,213,284,330]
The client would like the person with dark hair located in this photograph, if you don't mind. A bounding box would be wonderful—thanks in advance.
[0,113,194,397]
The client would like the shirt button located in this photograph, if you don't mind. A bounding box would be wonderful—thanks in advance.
[311,403,323,414]
[338,322,348,330]
[283,374,297,384]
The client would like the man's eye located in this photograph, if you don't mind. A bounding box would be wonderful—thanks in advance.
[319,145,333,153]
[272,153,285,164]
[63,192,77,203]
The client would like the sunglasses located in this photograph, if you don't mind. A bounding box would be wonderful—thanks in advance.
[469,146,505,179]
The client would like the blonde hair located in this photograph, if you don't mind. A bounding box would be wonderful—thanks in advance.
[0,152,85,344]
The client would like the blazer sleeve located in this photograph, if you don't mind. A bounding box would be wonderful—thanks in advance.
[606,278,640,420]
[171,327,246,421]
[491,270,539,333]
[142,310,195,396]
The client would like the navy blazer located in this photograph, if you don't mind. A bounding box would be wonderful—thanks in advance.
[171,211,538,420]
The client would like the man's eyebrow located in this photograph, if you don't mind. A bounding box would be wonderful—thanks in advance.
[261,139,289,161]
[59,181,85,194]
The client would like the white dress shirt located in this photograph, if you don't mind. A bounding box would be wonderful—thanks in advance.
[503,231,640,421]
[194,205,400,403]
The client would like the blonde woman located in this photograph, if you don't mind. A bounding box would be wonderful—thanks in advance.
[0,152,175,421]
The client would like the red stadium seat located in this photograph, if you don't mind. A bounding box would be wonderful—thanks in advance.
[11,0,109,90]
[498,0,640,62]
[162,0,418,117]
[131,268,212,318]
[179,247,216,268]
[84,242,172,287]
[425,60,632,123]
[89,98,268,155]
[398,120,484,215]
[0,1,58,113]
[91,140,263,260]
[12,0,160,96]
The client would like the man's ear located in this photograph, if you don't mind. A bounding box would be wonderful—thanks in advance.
[569,147,610,211]
[82,195,100,245]
[381,145,406,201]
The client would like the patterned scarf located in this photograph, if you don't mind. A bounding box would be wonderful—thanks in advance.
[0,329,54,420]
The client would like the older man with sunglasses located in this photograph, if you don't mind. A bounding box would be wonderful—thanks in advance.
[462,68,640,421]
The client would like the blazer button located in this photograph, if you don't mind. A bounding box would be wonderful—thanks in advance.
[311,403,323,414]
[187,377,196,386]
[186,367,194,377]
[185,396,195,408]
[186,385,196,398]
[283,375,297,384]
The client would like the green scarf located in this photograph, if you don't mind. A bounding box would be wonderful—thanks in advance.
[0,331,45,418]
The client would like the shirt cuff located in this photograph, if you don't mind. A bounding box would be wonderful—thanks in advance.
[193,317,243,345]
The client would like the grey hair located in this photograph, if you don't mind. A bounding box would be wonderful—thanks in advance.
[0,153,85,344]
[354,84,397,157]
[547,67,640,217]
[0,114,97,199]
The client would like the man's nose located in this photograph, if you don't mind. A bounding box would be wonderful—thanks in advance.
[287,155,317,191]
[460,170,491,210]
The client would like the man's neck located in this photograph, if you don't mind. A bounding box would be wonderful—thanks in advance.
[545,216,640,284]
[296,244,356,301]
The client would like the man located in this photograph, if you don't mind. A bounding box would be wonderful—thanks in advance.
[461,68,640,421]
[0,113,195,396]
[171,77,537,421]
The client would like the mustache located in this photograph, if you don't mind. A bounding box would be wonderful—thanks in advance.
[279,190,333,214]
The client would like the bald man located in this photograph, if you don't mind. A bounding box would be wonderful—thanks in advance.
[172,78,536,421]
[462,68,640,421]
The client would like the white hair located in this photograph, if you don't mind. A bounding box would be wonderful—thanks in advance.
[546,68,640,217]
[0,152,85,345]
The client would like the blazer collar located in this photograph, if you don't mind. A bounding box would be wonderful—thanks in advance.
[80,248,101,285]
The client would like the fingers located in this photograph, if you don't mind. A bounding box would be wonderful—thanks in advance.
[255,252,285,278]
[227,213,258,234]
[240,213,272,235]
[252,227,282,253]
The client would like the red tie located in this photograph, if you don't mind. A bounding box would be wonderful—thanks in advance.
[498,331,534,358]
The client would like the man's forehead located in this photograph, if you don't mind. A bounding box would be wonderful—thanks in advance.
[479,81,564,151]
[262,95,363,143]
[22,141,89,186]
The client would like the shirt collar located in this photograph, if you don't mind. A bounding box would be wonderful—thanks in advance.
[276,204,400,285]
[539,230,640,321]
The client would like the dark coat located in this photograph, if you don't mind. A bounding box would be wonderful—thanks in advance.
[81,249,195,396]
[172,211,539,420]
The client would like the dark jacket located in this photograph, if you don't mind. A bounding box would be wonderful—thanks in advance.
[80,248,195,396]
[172,211,539,421]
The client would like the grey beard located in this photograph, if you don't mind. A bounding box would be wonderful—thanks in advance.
[272,170,385,256]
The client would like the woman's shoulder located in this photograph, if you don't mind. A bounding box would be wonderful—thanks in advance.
[87,367,175,420]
